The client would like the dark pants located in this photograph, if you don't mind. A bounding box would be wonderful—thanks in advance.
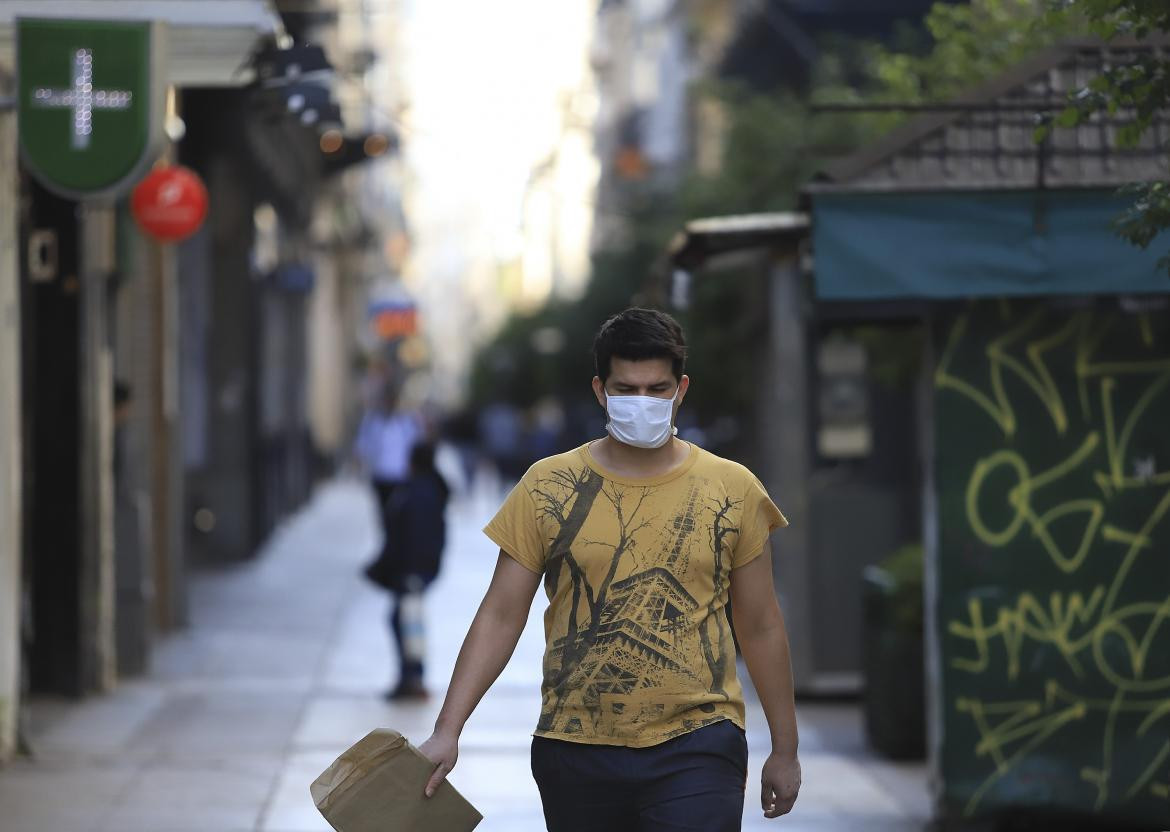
[530,719,747,832]
[371,478,418,687]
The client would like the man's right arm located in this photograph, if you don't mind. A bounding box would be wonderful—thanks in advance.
[418,550,541,796]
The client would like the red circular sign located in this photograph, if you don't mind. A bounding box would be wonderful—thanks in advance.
[131,166,208,242]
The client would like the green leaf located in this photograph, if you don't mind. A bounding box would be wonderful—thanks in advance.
[1055,106,1082,127]
[1117,123,1143,147]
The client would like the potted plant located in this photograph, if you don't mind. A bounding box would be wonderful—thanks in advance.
[861,542,926,759]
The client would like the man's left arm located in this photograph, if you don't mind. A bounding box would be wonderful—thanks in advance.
[729,537,801,819]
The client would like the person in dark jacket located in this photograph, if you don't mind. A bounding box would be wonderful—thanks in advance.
[364,441,450,701]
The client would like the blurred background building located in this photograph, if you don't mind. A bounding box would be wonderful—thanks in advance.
[397,0,601,406]
[0,0,403,755]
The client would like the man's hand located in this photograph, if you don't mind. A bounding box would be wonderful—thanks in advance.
[761,751,800,818]
[417,731,459,797]
[413,554,540,799]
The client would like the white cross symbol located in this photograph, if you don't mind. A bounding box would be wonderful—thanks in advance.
[31,48,133,150]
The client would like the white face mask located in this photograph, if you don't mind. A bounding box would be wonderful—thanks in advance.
[605,389,678,449]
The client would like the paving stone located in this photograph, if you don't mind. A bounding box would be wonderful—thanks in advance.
[0,761,138,832]
[259,751,339,832]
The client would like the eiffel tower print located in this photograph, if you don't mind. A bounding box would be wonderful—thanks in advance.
[542,482,709,733]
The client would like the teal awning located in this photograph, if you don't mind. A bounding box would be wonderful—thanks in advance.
[811,190,1169,300]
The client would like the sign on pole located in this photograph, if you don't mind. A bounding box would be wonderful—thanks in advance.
[368,300,419,341]
[17,18,166,199]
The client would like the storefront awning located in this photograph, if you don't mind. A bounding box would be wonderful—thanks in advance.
[667,212,808,269]
[811,190,1169,301]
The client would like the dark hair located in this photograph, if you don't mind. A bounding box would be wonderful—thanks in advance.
[593,308,687,384]
[410,441,450,502]
[410,440,437,473]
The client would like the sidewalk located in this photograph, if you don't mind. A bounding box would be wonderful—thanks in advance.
[0,478,930,832]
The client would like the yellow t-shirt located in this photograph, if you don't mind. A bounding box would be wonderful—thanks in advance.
[484,441,787,748]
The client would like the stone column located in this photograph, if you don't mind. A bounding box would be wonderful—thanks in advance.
[767,255,815,691]
[79,203,117,693]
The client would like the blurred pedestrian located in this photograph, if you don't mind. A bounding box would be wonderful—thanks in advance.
[360,353,393,412]
[417,308,801,829]
[477,400,524,482]
[354,387,425,561]
[363,440,450,700]
[440,407,481,491]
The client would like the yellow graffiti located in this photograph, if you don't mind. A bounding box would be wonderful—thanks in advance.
[1093,598,1170,692]
[960,682,1170,813]
[1139,312,1154,348]
[1080,358,1170,377]
[956,697,1042,770]
[1075,312,1113,421]
[949,589,1105,679]
[1138,699,1170,737]
[965,433,1104,573]
[958,696,1088,816]
[953,489,1170,691]
[936,308,1077,438]
[1095,372,1170,495]
[1127,742,1170,802]
[1102,488,1170,620]
[1045,680,1170,723]
[1083,689,1123,811]
[1075,312,1170,379]
[939,304,1170,819]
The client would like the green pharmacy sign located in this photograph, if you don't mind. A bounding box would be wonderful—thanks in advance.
[18,18,164,198]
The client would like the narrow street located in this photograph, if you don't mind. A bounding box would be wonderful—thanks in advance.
[1,478,929,831]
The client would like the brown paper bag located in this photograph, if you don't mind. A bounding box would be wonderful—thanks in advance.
[311,728,483,832]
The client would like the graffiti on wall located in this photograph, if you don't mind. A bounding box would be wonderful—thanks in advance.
[934,302,1170,822]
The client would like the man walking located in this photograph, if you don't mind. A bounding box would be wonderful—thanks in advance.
[420,308,800,829]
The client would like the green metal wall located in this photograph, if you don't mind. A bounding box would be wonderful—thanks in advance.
[933,298,1170,826]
